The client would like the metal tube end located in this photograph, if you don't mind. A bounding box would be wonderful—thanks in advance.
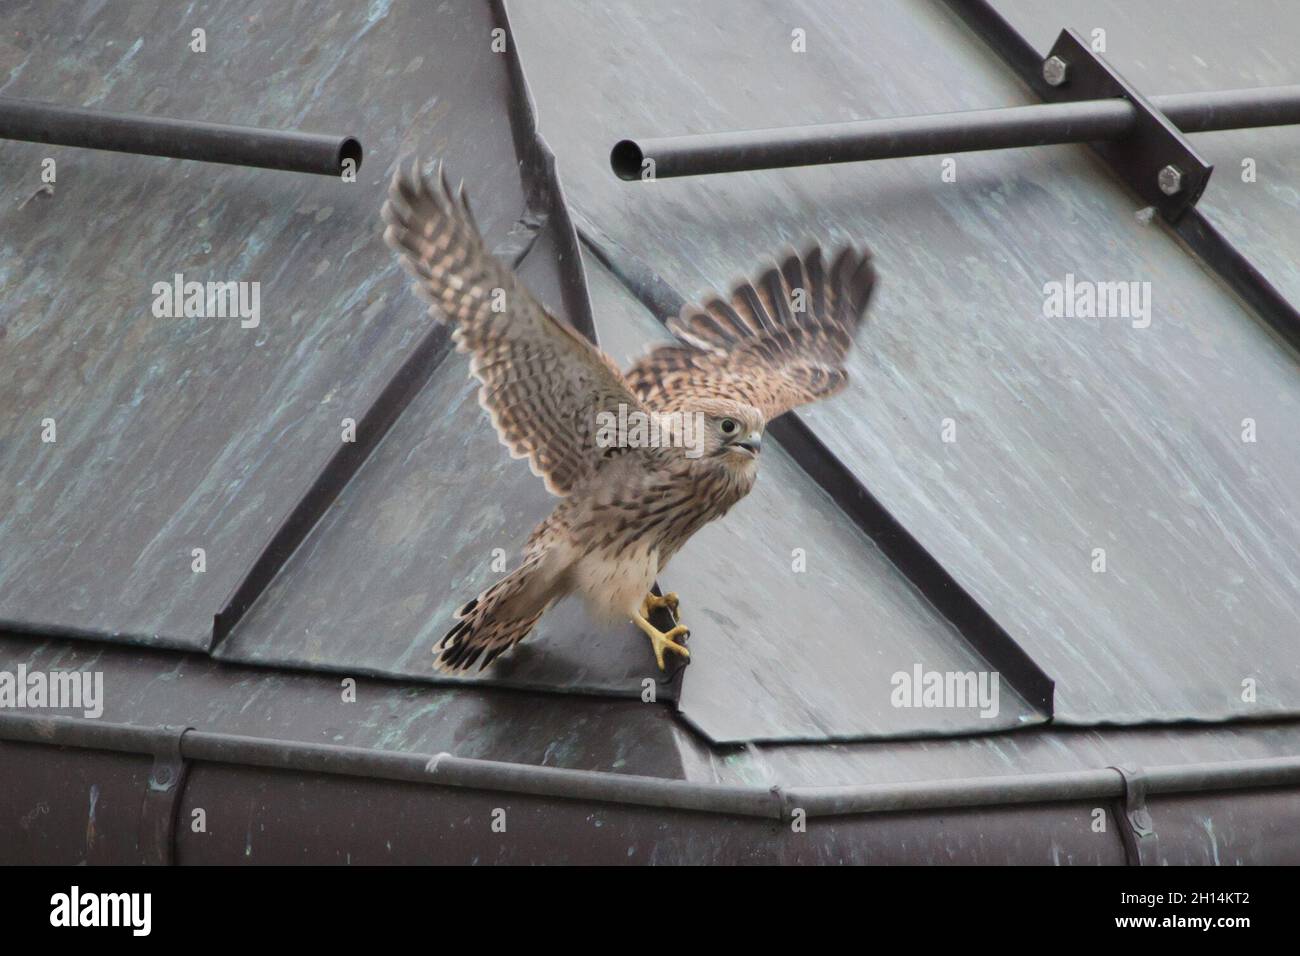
[610,139,645,180]
[337,136,363,174]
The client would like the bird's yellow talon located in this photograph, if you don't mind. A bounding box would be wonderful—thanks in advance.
[641,591,680,616]
[632,613,691,670]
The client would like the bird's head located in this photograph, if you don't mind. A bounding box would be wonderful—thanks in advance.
[692,398,765,466]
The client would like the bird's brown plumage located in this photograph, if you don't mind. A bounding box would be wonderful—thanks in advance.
[625,246,876,418]
[382,160,644,497]
[382,161,875,672]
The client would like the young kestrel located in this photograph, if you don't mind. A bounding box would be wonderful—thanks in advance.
[382,161,875,672]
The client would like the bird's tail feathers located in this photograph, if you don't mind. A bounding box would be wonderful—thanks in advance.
[437,555,552,672]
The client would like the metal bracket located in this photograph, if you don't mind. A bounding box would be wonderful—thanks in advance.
[1109,764,1159,866]
[138,724,193,865]
[1040,29,1212,221]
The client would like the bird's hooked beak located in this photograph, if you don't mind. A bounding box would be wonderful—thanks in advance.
[732,431,763,458]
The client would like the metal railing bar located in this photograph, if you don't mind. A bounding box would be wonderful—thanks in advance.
[611,85,1300,180]
[0,96,362,176]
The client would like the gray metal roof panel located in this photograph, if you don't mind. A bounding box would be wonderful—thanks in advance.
[0,0,524,648]
[689,720,1300,790]
[508,0,1300,725]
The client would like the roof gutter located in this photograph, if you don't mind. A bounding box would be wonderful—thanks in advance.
[2,714,1297,820]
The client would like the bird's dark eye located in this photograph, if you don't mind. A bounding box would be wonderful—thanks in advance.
[720,418,737,435]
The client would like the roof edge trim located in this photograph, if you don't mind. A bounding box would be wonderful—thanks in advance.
[2,714,1296,819]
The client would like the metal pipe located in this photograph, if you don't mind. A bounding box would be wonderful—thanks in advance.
[424,752,780,818]
[188,733,778,818]
[1157,85,1300,132]
[612,84,1300,180]
[0,96,362,176]
[785,769,1124,817]
[1144,755,1300,795]
[3,713,1299,819]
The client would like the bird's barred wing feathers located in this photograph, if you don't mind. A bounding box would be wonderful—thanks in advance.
[624,245,876,421]
[382,160,643,497]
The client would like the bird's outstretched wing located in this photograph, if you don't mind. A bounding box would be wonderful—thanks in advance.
[382,161,643,497]
[624,246,876,420]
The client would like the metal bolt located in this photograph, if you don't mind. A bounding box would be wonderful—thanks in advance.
[1042,55,1069,87]
[1157,164,1185,196]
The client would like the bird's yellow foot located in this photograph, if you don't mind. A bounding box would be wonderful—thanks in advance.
[640,591,680,616]
[632,612,690,670]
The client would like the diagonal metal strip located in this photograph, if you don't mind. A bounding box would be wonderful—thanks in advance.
[211,320,455,648]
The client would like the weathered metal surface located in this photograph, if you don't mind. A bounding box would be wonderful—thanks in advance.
[171,766,1126,864]
[4,632,1300,862]
[507,0,1300,725]
[0,0,524,648]
[0,631,690,776]
[586,254,1042,740]
[0,739,153,865]
[1147,789,1300,865]
[12,627,1300,792]
[6,731,1291,863]
[989,0,1300,306]
[689,721,1300,791]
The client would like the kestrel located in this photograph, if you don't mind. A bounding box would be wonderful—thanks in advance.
[382,161,875,672]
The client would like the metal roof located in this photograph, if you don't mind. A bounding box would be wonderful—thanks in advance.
[1,0,1298,863]
[506,0,1300,731]
[0,0,521,648]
